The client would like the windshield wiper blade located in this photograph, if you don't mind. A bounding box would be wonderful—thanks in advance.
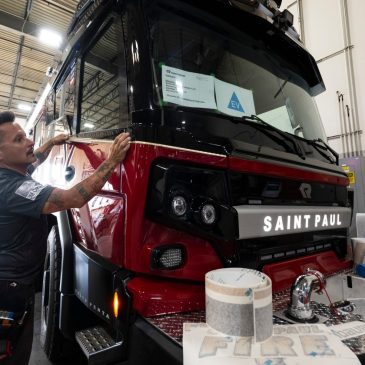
[308,138,339,165]
[242,114,306,159]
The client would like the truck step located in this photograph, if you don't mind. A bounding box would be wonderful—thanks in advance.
[75,326,123,365]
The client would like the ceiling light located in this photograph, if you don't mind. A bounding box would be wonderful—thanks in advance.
[83,123,94,129]
[25,82,51,132]
[18,103,32,112]
[39,29,62,48]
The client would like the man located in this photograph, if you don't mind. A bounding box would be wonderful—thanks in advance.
[0,110,130,364]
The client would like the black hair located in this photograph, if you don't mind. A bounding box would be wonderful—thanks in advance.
[0,111,16,125]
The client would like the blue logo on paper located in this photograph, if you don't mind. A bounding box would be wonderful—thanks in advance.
[228,92,244,112]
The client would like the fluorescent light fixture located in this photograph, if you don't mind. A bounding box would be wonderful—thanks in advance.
[39,29,62,48]
[18,103,32,112]
[25,82,52,132]
[83,123,95,129]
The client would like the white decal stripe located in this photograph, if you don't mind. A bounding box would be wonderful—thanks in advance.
[66,138,226,157]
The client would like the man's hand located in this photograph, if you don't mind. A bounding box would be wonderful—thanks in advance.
[43,132,132,214]
[108,132,131,165]
[33,133,69,168]
[51,133,69,146]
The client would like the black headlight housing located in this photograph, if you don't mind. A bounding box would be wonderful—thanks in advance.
[146,160,238,240]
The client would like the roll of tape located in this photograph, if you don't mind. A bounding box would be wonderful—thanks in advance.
[205,268,272,342]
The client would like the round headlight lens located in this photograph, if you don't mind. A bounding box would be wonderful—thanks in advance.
[201,204,216,225]
[171,196,187,217]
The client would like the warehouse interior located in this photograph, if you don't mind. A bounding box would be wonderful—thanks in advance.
[0,0,365,365]
[1,0,364,157]
[0,0,78,123]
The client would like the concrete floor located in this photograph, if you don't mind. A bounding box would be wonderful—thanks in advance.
[29,293,87,365]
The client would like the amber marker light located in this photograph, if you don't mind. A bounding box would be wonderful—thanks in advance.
[113,291,120,318]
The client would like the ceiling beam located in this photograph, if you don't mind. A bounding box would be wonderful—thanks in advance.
[42,0,75,14]
[0,58,47,75]
[85,54,118,76]
[25,0,34,20]
[0,10,42,42]
[0,81,38,93]
[8,36,24,109]
[0,94,33,103]
[0,35,54,56]
[7,0,33,109]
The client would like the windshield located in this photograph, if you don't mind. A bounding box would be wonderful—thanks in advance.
[147,2,327,144]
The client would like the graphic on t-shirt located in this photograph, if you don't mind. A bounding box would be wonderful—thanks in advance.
[15,180,46,201]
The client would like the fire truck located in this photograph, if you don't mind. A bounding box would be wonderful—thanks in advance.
[31,0,352,363]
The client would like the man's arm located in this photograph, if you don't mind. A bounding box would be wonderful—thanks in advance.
[33,134,69,169]
[42,133,131,214]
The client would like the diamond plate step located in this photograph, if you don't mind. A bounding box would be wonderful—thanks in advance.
[75,326,123,365]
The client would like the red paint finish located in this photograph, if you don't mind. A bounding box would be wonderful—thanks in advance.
[87,195,125,262]
[127,276,205,317]
[121,143,226,279]
[262,251,352,293]
[67,141,121,192]
[66,141,125,265]
[68,141,226,272]
[139,222,222,281]
[229,156,349,186]
[67,140,350,283]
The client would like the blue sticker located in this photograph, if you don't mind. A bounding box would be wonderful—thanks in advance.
[228,92,244,112]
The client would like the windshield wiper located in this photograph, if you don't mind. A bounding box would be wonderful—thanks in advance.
[242,114,306,160]
[307,138,339,165]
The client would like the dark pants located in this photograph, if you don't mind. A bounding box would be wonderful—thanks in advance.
[0,280,35,365]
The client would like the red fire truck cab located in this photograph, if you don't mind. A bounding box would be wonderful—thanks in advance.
[32,0,352,363]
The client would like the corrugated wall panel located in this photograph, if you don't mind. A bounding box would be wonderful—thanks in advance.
[14,87,37,99]
[0,0,27,18]
[0,74,12,85]
[17,66,44,79]
[29,1,74,34]
[0,60,16,75]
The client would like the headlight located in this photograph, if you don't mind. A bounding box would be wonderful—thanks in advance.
[201,203,216,225]
[171,195,188,217]
[146,161,238,240]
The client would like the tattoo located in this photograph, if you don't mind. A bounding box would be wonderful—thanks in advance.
[96,162,115,183]
[34,151,46,163]
[62,161,117,208]
[76,185,91,202]
[102,172,111,183]
[34,142,53,163]
[91,180,101,191]
[48,190,63,207]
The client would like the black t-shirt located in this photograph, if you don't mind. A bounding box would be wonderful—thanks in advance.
[0,168,54,284]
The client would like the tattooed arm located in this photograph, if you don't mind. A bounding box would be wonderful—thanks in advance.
[32,134,69,169]
[42,133,131,214]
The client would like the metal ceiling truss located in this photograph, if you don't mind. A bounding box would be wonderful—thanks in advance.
[82,84,119,120]
[0,0,79,119]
